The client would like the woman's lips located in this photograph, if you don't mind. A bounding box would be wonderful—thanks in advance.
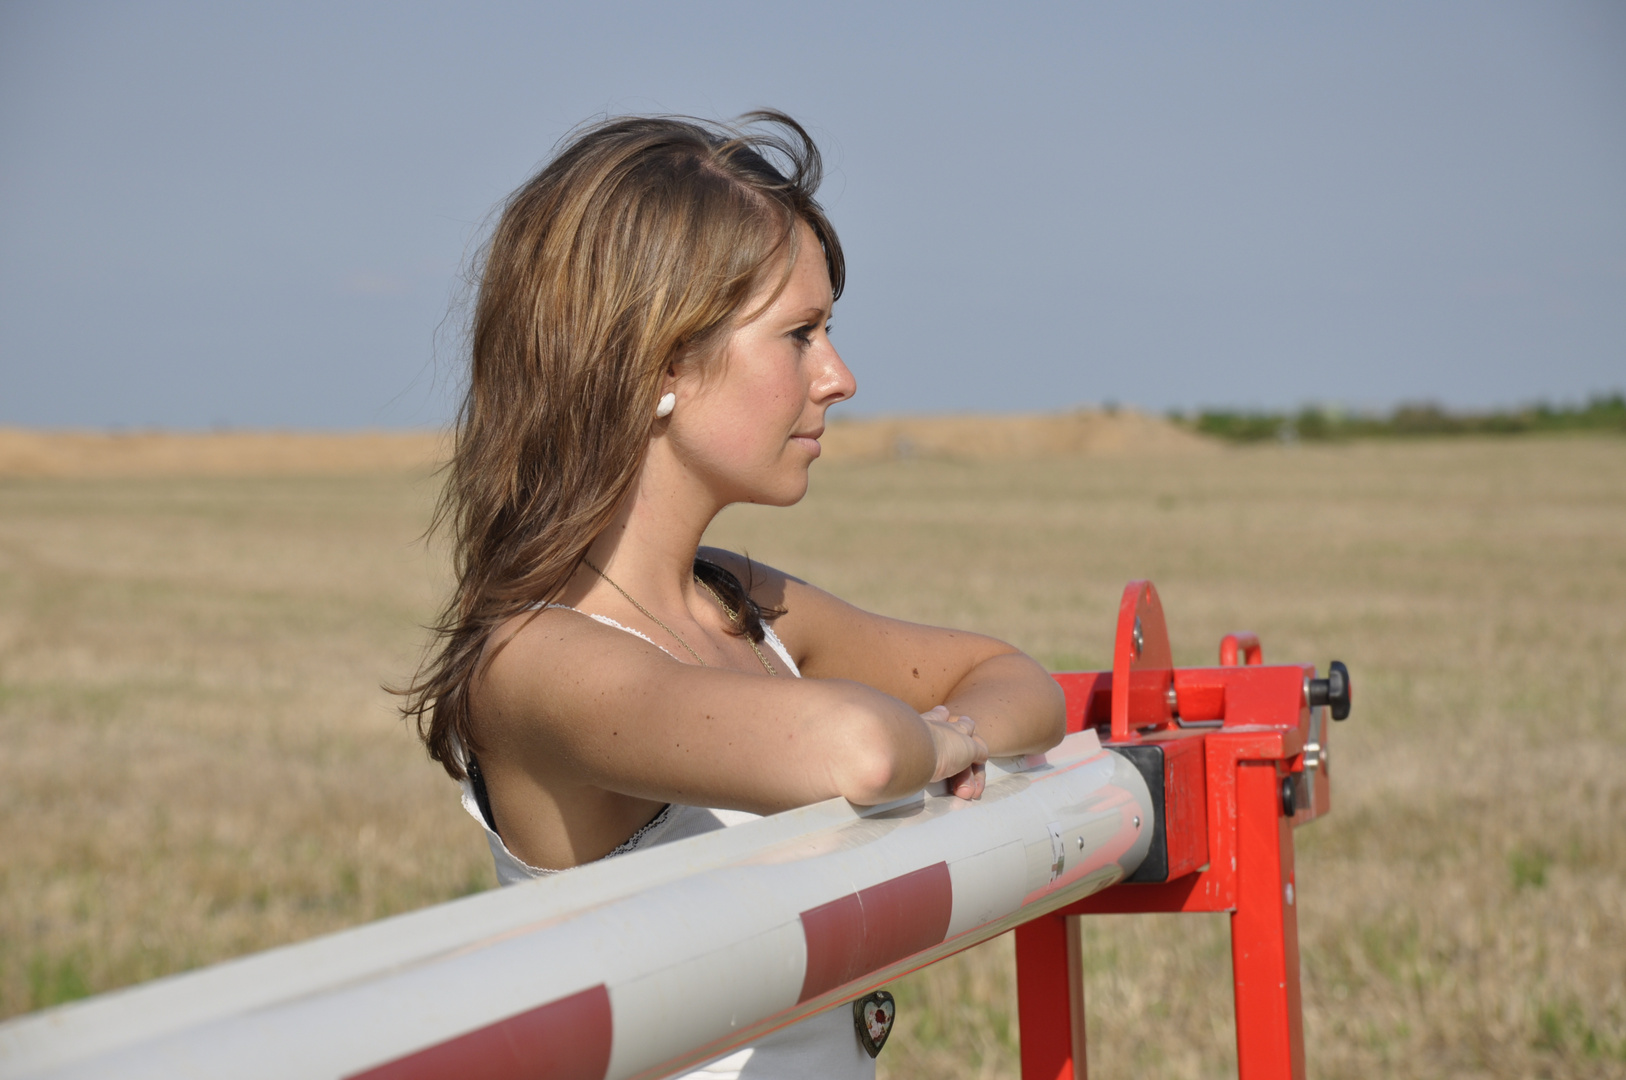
[791,432,823,457]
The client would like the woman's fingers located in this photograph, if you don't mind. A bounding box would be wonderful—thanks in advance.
[945,760,986,801]
[924,710,987,798]
[925,709,982,749]
[951,715,987,760]
[945,713,986,800]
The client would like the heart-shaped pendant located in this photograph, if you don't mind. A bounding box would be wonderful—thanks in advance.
[853,990,896,1058]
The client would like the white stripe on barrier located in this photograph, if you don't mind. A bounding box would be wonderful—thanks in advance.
[0,730,1151,1080]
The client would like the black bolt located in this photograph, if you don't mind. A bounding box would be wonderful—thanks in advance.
[1308,660,1352,720]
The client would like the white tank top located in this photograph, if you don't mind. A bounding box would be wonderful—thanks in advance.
[455,613,874,1080]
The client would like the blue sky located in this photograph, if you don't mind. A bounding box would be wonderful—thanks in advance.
[1,1,1622,429]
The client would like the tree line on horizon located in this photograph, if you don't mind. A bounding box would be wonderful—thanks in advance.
[1176,392,1626,443]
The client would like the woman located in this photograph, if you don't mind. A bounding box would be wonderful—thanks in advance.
[402,111,1066,1077]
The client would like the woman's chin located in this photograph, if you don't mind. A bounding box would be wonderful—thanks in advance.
[738,471,811,508]
[758,483,810,508]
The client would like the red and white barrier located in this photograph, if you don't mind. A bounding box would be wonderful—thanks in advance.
[0,730,1151,1080]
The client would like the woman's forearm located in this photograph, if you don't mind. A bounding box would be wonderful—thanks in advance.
[942,651,1066,757]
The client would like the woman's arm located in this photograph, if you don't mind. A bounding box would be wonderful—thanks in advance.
[936,651,1068,757]
[472,608,987,816]
[702,549,1067,758]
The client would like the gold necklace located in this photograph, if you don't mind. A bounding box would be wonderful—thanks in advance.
[695,580,779,677]
[581,558,777,676]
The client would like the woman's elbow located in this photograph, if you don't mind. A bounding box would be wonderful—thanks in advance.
[819,693,931,805]
[1041,681,1068,748]
[1005,677,1067,756]
[1034,676,1073,751]
[836,750,904,805]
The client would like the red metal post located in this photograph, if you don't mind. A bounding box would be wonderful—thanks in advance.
[1026,590,1336,1079]
[1015,913,1086,1080]
[1229,762,1305,1080]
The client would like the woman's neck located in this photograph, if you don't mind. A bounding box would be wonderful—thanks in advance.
[580,451,723,606]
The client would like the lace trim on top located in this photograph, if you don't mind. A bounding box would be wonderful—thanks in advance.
[597,802,675,861]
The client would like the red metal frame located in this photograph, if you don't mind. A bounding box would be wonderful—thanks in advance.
[1019,582,1331,1080]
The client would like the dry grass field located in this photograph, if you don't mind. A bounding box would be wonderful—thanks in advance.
[1,422,1622,1079]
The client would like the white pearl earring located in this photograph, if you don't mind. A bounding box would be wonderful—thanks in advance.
[655,392,676,419]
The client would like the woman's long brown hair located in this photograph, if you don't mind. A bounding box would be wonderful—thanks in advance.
[400,112,845,779]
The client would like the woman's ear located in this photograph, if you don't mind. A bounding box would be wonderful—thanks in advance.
[666,334,722,392]
[654,360,681,420]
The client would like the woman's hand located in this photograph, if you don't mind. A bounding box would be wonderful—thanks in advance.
[921,705,988,800]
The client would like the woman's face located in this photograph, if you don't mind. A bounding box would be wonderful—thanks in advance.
[664,222,854,507]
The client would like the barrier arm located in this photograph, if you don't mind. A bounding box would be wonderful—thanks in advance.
[0,731,1152,1080]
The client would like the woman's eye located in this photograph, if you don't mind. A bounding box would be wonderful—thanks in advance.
[791,322,831,346]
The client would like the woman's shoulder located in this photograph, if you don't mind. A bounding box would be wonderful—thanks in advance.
[471,599,719,763]
[482,601,686,697]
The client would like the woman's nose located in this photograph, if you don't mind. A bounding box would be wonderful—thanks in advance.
[815,343,857,405]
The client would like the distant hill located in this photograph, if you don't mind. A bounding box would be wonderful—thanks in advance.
[820,408,1212,461]
[0,410,1211,478]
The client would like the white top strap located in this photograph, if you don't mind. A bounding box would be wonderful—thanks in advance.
[541,602,683,661]
[541,602,801,677]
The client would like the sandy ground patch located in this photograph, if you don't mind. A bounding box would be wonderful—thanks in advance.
[0,429,448,478]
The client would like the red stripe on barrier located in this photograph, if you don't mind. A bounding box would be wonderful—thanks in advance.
[797,862,953,1003]
[347,983,612,1080]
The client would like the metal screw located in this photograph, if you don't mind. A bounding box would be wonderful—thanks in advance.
[1132,815,1141,829]
[1133,617,1144,658]
[1075,836,1085,850]
[1285,882,1295,906]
